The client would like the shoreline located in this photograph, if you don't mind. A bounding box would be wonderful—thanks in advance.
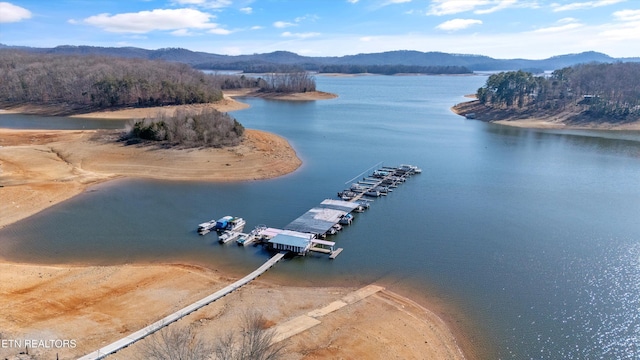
[0,260,467,360]
[0,88,337,119]
[1,92,474,359]
[1,90,325,228]
[452,99,640,131]
[0,128,301,229]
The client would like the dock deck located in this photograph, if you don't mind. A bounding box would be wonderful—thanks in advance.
[77,252,286,360]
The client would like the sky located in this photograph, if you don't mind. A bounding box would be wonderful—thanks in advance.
[0,0,639,59]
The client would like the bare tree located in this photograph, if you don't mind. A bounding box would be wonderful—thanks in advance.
[140,326,212,360]
[214,311,285,360]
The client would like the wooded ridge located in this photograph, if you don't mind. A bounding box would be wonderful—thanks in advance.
[474,63,640,123]
[0,51,318,113]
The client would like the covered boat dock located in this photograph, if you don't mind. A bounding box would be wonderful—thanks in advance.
[284,199,360,237]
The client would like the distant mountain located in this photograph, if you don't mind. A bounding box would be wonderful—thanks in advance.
[1,44,638,72]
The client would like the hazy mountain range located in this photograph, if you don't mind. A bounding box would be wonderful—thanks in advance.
[1,44,639,72]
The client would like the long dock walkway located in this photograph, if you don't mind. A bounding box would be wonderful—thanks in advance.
[77,252,286,360]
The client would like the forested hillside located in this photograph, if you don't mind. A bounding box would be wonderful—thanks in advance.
[4,44,638,72]
[476,63,640,123]
[0,51,227,111]
[0,51,320,112]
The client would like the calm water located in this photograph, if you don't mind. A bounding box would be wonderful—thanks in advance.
[1,75,640,359]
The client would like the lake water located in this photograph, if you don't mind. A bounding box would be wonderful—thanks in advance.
[1,75,640,359]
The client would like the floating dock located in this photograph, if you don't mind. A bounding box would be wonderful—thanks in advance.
[197,164,420,259]
[268,164,421,258]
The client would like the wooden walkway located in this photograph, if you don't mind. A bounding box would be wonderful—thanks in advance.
[77,252,286,360]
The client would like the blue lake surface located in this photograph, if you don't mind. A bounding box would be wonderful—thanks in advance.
[1,75,640,359]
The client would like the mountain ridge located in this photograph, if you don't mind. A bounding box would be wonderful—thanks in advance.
[1,44,638,72]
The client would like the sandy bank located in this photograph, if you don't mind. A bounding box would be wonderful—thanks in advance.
[452,100,640,131]
[0,128,301,228]
[69,94,250,119]
[228,88,338,101]
[0,261,465,360]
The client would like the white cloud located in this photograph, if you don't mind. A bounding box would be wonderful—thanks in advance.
[0,2,32,23]
[613,9,640,21]
[533,17,583,33]
[533,22,583,33]
[273,21,296,28]
[475,0,517,14]
[208,27,232,35]
[551,0,626,12]
[250,25,263,30]
[281,31,321,39]
[172,0,232,8]
[558,17,579,23]
[599,9,640,41]
[427,0,536,16]
[82,8,218,33]
[294,14,319,23]
[428,0,491,15]
[382,0,412,5]
[239,7,252,14]
[171,29,194,36]
[436,18,483,31]
[347,0,359,3]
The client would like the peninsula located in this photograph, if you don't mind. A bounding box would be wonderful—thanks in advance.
[453,63,640,131]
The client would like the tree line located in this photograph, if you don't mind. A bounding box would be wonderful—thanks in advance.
[195,62,472,75]
[0,51,226,110]
[124,108,244,148]
[476,63,640,122]
[0,51,320,111]
[317,64,472,75]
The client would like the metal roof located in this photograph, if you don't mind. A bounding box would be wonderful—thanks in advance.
[268,233,311,248]
[319,199,360,212]
[284,199,358,235]
[284,207,346,234]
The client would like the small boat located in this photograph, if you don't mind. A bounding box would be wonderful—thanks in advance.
[214,216,246,232]
[372,170,389,178]
[338,190,358,200]
[364,189,381,197]
[237,225,266,246]
[219,231,242,244]
[197,219,216,235]
[354,201,370,212]
[399,164,422,174]
[350,183,367,192]
[339,213,354,225]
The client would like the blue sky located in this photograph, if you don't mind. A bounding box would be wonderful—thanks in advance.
[1,0,639,59]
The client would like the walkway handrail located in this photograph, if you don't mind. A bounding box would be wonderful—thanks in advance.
[77,252,286,360]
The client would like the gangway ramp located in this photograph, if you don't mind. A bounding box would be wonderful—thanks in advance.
[77,252,286,360]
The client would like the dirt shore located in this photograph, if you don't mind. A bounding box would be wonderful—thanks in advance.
[1,92,470,360]
[0,128,301,229]
[452,100,640,130]
[0,262,466,360]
